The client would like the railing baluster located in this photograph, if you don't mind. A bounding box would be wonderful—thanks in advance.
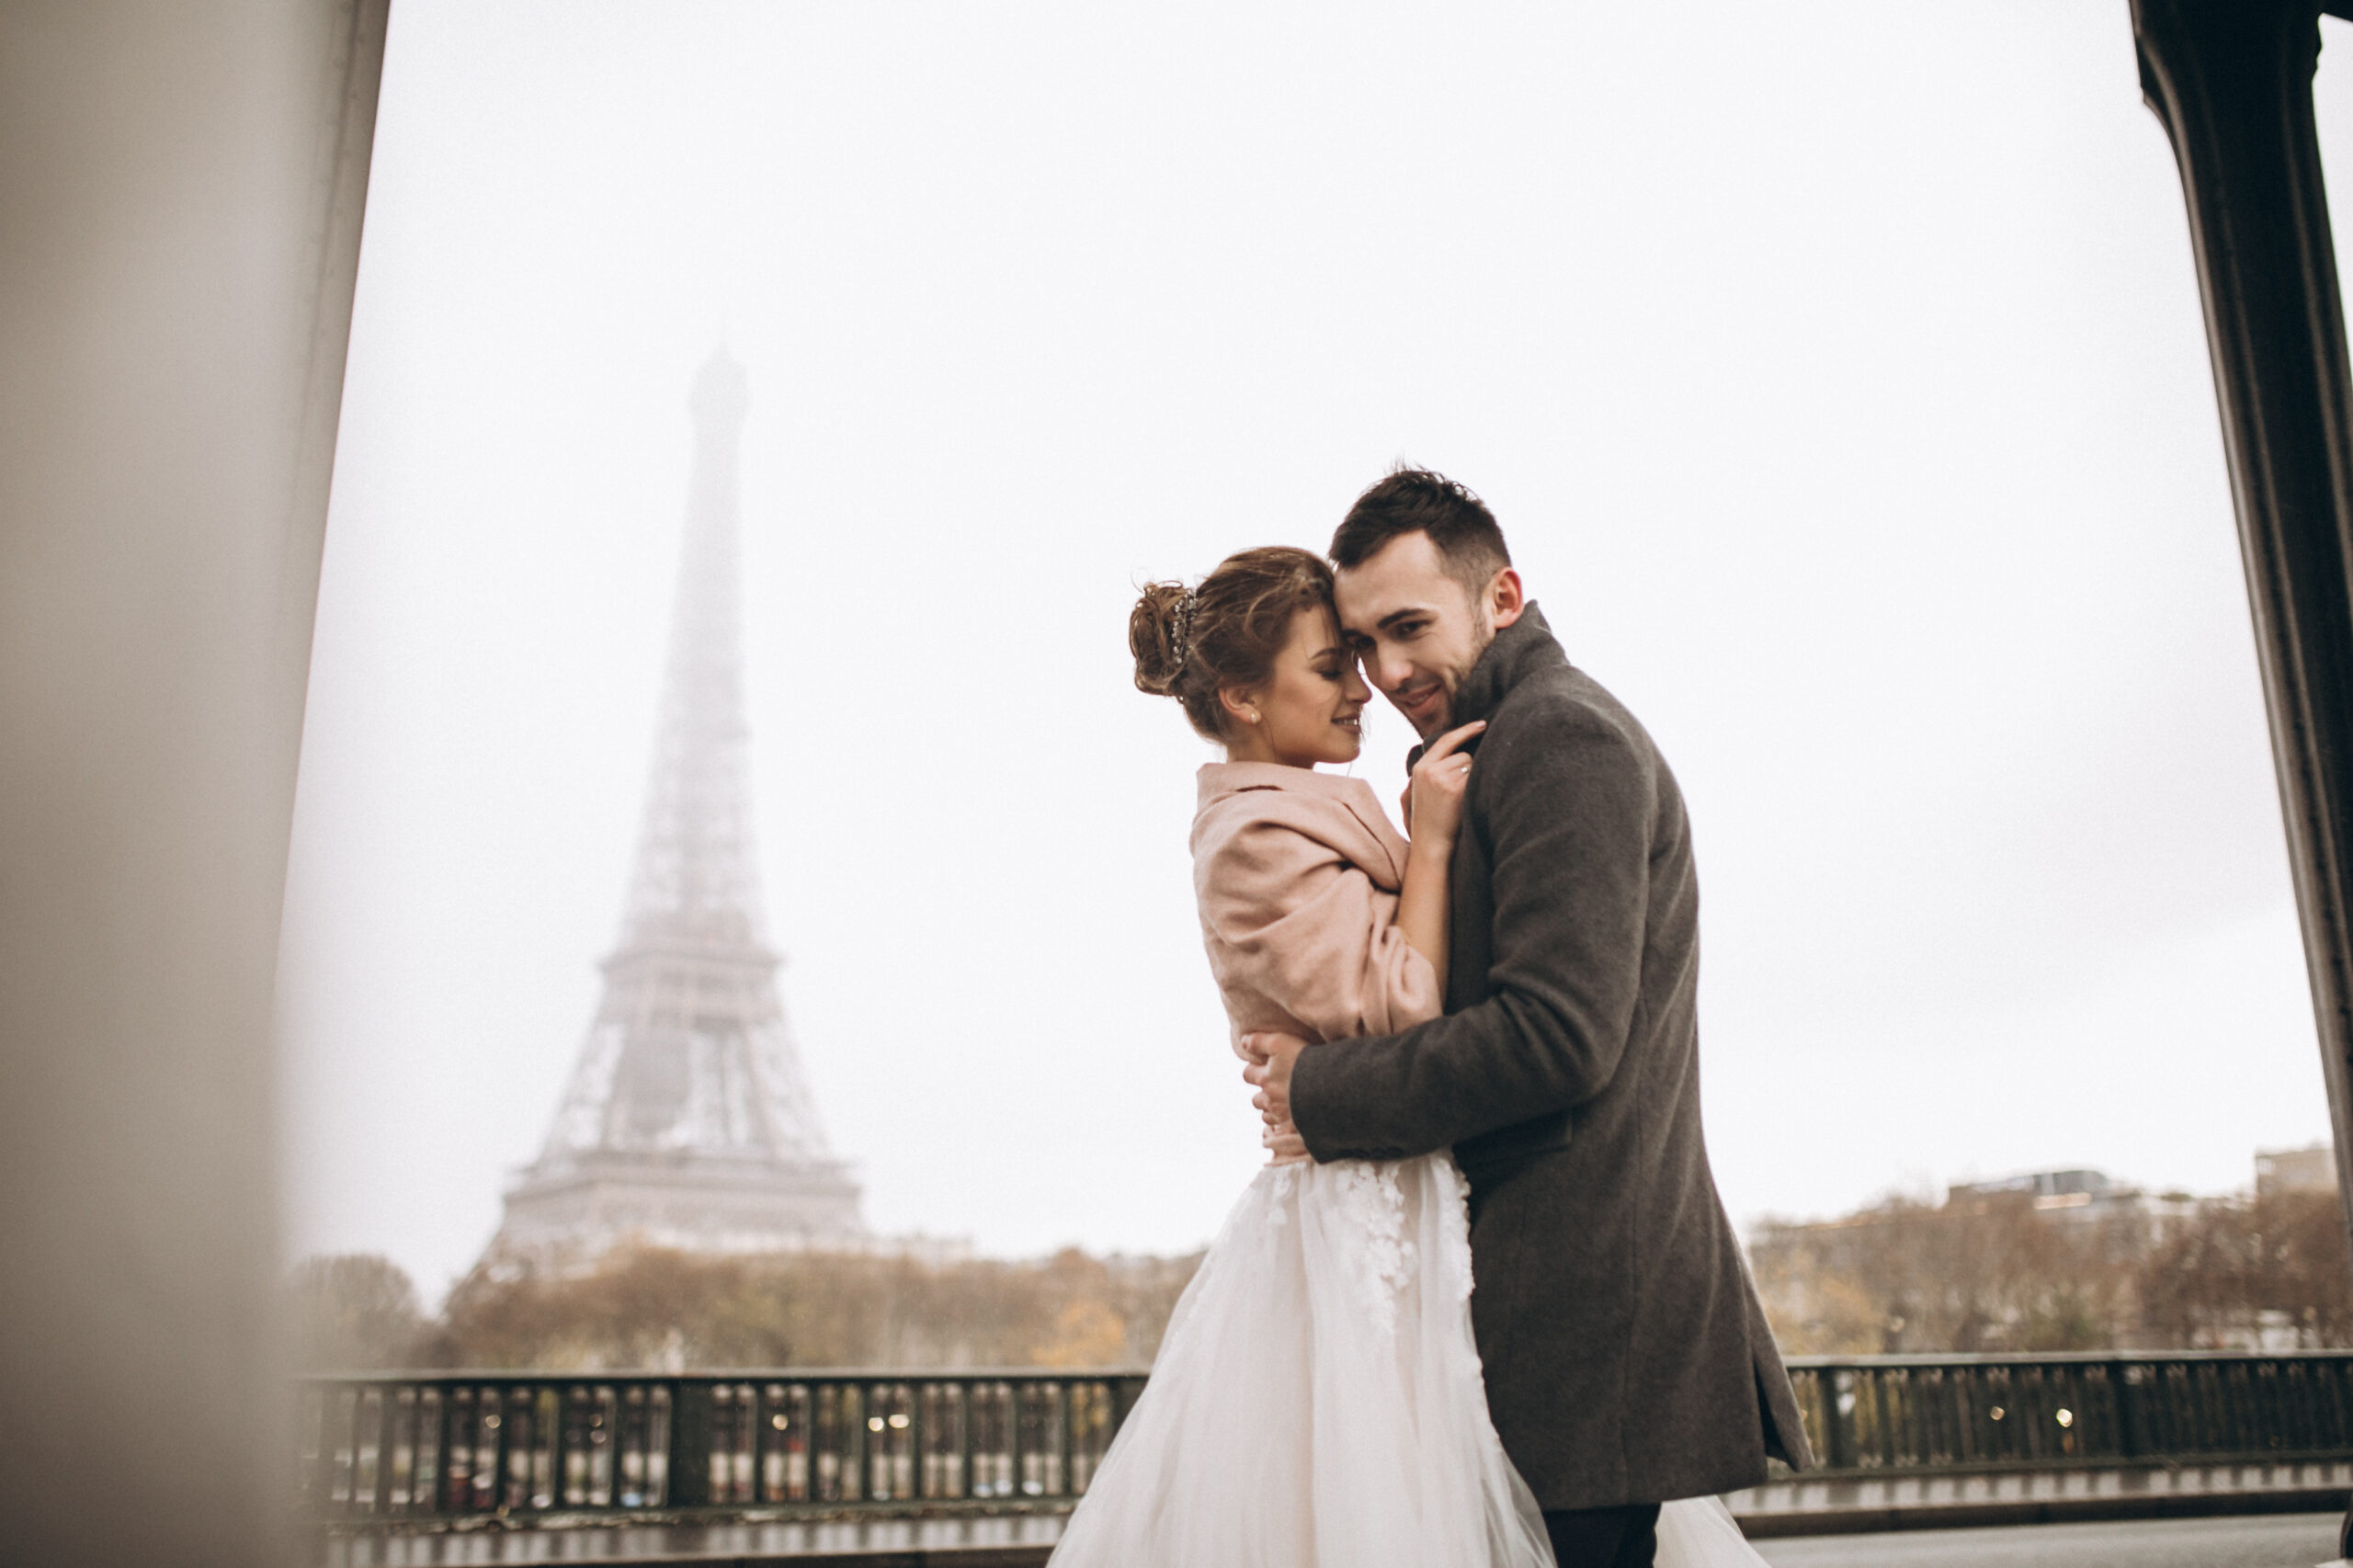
[335,1385,358,1512]
[1823,1366,1854,1470]
[793,1381,813,1503]
[851,1380,869,1502]
[866,1381,884,1501]
[597,1382,615,1505]
[657,1383,676,1505]
[1004,1378,1022,1498]
[392,1385,416,1511]
[958,1380,977,1500]
[295,1384,324,1516]
[667,1378,709,1508]
[756,1381,779,1504]
[1058,1380,1075,1497]
[893,1381,915,1501]
[493,1384,517,1511]
[2127,1363,2154,1457]
[714,1381,737,1505]
[616,1385,640,1507]
[2227,1359,2257,1454]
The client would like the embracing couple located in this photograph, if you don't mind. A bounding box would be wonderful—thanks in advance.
[1051,470,1813,1568]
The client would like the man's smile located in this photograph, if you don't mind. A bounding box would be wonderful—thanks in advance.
[1394,680,1445,720]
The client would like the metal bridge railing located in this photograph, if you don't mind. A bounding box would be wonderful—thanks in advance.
[295,1352,2353,1523]
[1783,1350,2353,1476]
[295,1371,1148,1521]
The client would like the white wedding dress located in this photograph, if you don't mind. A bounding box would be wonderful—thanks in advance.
[1049,1150,1552,1567]
[1048,1146,1768,1568]
[1048,764,1771,1568]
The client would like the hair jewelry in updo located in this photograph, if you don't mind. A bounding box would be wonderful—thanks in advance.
[1130,546,1336,742]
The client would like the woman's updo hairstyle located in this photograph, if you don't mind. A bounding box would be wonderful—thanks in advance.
[1131,546,1336,742]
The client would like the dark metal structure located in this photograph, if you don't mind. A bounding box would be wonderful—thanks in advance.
[1787,1350,2353,1475]
[294,1353,2350,1529]
[2131,3,2353,1549]
[484,353,867,1269]
[297,1369,1145,1520]
[2131,1,2353,1547]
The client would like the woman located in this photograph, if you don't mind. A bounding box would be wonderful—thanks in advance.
[1049,547,1769,1568]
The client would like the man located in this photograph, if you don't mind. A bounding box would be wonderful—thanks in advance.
[1245,469,1812,1568]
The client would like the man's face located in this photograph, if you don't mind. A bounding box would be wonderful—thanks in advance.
[1333,530,1520,740]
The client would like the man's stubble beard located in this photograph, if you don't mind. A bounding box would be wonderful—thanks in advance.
[1412,622,1497,739]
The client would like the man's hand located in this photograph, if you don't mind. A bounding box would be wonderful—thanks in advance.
[1240,1030,1311,1161]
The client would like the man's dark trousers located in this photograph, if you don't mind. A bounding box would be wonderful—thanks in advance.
[1545,1504,1659,1568]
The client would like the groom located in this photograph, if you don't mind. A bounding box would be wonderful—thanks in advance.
[1245,469,1813,1568]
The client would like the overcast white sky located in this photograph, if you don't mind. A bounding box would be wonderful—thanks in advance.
[282,1,2353,1304]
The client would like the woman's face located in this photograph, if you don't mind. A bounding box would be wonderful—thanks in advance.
[1224,604,1370,767]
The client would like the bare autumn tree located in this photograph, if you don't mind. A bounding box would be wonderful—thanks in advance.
[286,1254,428,1371]
[1753,1192,2175,1355]
[2138,1189,2353,1348]
[2263,1188,2353,1344]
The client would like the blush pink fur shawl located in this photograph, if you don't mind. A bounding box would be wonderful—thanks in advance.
[1189,761,1441,1057]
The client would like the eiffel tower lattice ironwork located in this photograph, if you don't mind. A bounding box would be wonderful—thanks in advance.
[486,351,864,1267]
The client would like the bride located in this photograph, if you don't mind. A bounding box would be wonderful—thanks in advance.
[1047,547,1769,1568]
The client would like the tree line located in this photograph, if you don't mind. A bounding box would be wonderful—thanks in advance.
[1749,1186,2352,1355]
[286,1245,1201,1372]
[290,1184,2353,1371]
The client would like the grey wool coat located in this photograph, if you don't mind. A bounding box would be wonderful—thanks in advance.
[1290,606,1814,1512]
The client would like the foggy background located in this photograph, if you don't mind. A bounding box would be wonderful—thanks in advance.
[282,0,2347,1304]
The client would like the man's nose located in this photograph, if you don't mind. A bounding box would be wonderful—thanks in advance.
[1371,647,1413,693]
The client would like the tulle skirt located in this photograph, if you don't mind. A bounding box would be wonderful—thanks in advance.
[1047,1153,1770,1568]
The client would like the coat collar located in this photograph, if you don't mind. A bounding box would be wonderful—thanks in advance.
[1407,602,1566,764]
[1196,759,1374,806]
[1194,761,1409,888]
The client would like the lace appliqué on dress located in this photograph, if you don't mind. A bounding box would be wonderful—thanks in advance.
[1266,1163,1298,1225]
[1427,1156,1487,1382]
[1433,1157,1475,1306]
[1334,1161,1416,1340]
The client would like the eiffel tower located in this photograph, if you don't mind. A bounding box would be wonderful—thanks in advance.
[485,351,866,1268]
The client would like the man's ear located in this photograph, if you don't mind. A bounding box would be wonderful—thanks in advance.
[1487,567,1527,630]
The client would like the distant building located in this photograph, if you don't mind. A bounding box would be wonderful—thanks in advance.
[2256,1143,2337,1199]
[1940,1167,2195,1236]
[1947,1168,2111,1210]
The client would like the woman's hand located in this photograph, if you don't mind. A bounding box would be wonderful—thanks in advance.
[1406,721,1485,846]
[1395,722,1480,992]
[1242,1032,1311,1165]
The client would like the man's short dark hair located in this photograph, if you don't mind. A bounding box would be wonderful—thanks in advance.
[1329,466,1511,597]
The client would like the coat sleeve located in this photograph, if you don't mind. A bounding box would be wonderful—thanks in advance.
[1289,698,1657,1160]
[1201,815,1442,1046]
